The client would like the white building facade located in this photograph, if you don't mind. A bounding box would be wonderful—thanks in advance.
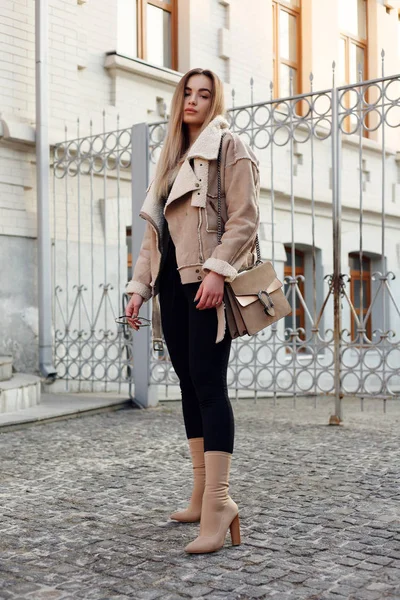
[1,0,400,406]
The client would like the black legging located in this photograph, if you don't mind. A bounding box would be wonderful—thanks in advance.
[158,226,235,454]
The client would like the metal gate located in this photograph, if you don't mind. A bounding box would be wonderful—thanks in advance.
[52,116,135,393]
[52,62,400,416]
[52,117,165,396]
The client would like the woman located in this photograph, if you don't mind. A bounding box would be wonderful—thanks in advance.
[125,68,260,554]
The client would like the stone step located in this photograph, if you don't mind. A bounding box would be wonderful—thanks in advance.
[0,374,41,413]
[0,356,13,382]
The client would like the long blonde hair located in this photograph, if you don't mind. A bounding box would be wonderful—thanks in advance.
[153,68,226,202]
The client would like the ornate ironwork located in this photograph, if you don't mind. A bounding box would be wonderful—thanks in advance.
[52,62,400,412]
[52,117,169,391]
[149,65,400,411]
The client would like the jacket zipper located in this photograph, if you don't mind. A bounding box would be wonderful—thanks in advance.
[198,208,204,262]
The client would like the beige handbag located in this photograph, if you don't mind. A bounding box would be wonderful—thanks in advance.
[216,133,291,339]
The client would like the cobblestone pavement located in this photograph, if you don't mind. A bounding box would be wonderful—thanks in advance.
[1,396,400,600]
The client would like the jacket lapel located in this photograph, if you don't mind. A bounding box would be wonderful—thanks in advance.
[139,115,230,234]
[165,115,230,210]
[164,158,201,210]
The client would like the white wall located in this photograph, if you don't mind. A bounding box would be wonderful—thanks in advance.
[1,0,400,373]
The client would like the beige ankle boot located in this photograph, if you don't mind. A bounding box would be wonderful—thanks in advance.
[185,451,241,553]
[170,437,205,523]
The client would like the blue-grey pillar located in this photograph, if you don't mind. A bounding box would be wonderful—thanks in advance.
[36,0,57,381]
[131,123,158,407]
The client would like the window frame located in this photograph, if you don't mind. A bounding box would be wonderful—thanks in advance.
[120,0,178,71]
[349,252,372,342]
[284,246,306,348]
[272,0,302,98]
[339,0,369,134]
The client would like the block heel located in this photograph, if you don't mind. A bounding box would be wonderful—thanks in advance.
[229,513,241,546]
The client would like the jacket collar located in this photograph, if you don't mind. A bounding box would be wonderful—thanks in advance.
[140,115,230,239]
[165,114,229,206]
[186,114,230,160]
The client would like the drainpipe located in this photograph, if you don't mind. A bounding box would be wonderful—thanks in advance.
[36,0,57,381]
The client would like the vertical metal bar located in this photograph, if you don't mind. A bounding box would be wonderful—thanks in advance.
[289,70,297,406]
[77,119,82,389]
[331,66,343,424]
[35,0,57,380]
[64,125,70,390]
[381,52,386,281]
[116,115,122,394]
[131,123,158,407]
[250,77,255,148]
[90,120,95,393]
[77,120,81,294]
[103,111,107,290]
[380,51,387,397]
[270,82,275,265]
[358,72,365,396]
[310,84,317,323]
[52,146,57,345]
[102,111,108,391]
[269,81,278,400]
[310,75,318,396]
[234,340,239,402]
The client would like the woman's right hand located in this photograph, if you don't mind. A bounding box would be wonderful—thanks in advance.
[125,293,144,331]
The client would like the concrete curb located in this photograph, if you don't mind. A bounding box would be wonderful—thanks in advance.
[0,393,134,432]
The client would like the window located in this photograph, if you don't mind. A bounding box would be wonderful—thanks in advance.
[284,247,305,345]
[337,0,368,132]
[338,0,367,84]
[272,0,301,98]
[118,0,177,70]
[349,252,372,341]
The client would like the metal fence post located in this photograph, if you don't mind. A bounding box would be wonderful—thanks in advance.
[330,77,343,424]
[131,123,158,407]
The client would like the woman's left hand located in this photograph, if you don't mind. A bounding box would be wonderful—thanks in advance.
[194,271,225,310]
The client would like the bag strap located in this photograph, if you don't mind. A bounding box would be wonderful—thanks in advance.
[217,132,262,264]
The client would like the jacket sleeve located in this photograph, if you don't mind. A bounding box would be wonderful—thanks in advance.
[202,136,260,282]
[125,221,153,301]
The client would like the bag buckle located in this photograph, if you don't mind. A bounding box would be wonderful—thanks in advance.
[258,291,275,316]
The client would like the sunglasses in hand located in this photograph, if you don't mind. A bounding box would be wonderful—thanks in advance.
[115,315,151,328]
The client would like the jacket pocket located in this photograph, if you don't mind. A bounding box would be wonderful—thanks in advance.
[205,194,226,233]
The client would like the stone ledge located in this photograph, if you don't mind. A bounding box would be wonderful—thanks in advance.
[104,52,182,86]
[0,118,36,146]
[0,372,40,391]
[0,373,41,414]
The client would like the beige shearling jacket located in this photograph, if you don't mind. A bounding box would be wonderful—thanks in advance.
[126,114,260,341]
